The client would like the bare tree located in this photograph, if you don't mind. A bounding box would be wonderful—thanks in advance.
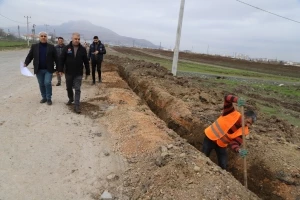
[0,28,6,37]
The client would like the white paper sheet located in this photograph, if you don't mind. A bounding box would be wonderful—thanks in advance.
[20,62,34,77]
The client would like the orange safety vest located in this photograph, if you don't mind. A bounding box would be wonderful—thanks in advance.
[204,110,249,147]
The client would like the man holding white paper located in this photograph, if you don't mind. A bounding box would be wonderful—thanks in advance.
[20,61,34,76]
[24,32,58,105]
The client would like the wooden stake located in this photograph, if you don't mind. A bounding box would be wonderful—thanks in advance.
[241,106,248,188]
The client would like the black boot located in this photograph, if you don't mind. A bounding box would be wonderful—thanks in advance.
[98,71,102,83]
[66,99,74,105]
[74,105,81,114]
[47,100,52,105]
[40,99,47,103]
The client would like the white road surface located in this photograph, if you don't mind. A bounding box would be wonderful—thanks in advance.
[0,49,126,200]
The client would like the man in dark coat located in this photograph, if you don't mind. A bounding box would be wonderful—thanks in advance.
[59,32,90,113]
[55,37,65,86]
[88,36,106,84]
[24,31,58,105]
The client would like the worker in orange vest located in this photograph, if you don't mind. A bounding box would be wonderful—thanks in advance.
[202,94,257,169]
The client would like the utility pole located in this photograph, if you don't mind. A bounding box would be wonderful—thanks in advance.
[171,0,185,76]
[32,24,36,43]
[24,16,31,47]
[18,25,20,39]
[207,45,209,54]
[44,24,49,33]
[6,29,9,39]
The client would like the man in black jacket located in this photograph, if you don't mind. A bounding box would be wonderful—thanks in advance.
[55,37,65,86]
[24,31,58,105]
[88,36,106,84]
[59,32,90,113]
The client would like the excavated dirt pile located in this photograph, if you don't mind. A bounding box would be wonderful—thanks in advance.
[90,61,259,200]
[103,54,300,200]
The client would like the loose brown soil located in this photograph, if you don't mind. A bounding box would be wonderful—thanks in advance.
[83,47,300,200]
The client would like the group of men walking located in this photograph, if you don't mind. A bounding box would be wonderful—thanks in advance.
[24,31,106,113]
[24,31,256,168]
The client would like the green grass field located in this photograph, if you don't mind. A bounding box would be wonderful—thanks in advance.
[113,47,300,127]
[0,41,28,50]
[119,49,300,101]
[124,53,300,83]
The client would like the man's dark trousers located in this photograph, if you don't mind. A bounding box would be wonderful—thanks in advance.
[202,135,228,169]
[65,74,82,106]
[91,59,102,82]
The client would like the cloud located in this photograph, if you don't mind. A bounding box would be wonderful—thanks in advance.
[1,0,300,61]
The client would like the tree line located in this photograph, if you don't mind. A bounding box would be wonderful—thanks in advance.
[0,28,20,41]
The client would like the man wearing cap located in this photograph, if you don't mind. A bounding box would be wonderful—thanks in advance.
[24,31,58,105]
[88,36,106,84]
[202,94,257,169]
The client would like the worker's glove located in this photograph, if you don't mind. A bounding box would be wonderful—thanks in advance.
[238,149,248,158]
[237,98,246,107]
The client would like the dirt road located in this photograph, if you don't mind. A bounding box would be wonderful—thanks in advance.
[0,50,126,200]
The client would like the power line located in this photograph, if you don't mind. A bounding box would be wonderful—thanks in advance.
[236,0,300,24]
[0,13,26,24]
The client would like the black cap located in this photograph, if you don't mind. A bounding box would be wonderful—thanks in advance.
[93,36,98,39]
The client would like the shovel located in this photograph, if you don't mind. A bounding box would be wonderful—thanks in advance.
[241,106,248,188]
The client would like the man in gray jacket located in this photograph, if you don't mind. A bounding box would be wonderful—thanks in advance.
[59,33,90,113]
[55,37,65,86]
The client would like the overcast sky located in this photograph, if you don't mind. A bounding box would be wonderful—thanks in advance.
[1,0,300,61]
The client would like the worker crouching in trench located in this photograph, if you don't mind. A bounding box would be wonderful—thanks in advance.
[202,94,257,169]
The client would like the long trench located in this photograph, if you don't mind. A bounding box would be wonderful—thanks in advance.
[108,58,290,200]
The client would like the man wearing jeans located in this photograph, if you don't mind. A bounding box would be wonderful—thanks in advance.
[24,32,58,105]
[59,32,90,113]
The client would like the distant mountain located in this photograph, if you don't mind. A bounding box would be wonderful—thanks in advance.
[5,20,158,48]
